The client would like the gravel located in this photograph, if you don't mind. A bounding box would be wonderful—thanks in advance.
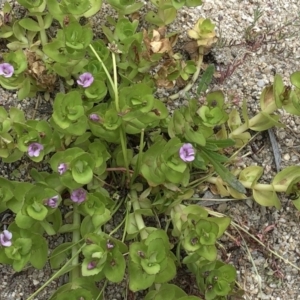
[1,0,300,299]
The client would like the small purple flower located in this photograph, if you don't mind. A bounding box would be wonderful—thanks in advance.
[45,195,59,208]
[106,240,114,250]
[89,113,100,122]
[77,72,94,88]
[28,142,44,157]
[58,163,68,175]
[0,63,14,78]
[71,188,87,203]
[179,143,195,162]
[87,261,97,270]
[0,230,12,247]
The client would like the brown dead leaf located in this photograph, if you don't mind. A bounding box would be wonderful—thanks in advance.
[176,76,187,88]
[25,50,57,90]
[150,29,172,54]
[130,12,140,21]
[157,27,166,37]
[169,33,179,47]
[155,78,174,89]
[184,40,199,61]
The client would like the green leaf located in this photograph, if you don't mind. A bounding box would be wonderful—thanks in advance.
[155,257,176,283]
[50,242,73,269]
[80,216,96,237]
[54,288,94,300]
[249,112,283,131]
[27,203,48,221]
[239,166,263,188]
[206,138,235,148]
[145,12,165,27]
[253,189,281,209]
[201,149,246,194]
[19,18,41,32]
[217,264,236,282]
[72,164,94,184]
[104,251,126,282]
[197,64,215,94]
[17,77,31,100]
[209,217,231,238]
[10,107,26,123]
[15,211,35,229]
[43,40,68,64]
[83,0,103,17]
[186,0,202,6]
[30,234,48,269]
[16,0,44,10]
[12,255,30,272]
[160,7,177,25]
[40,220,57,235]
[291,71,300,89]
[197,245,217,261]
[129,261,155,291]
[184,124,206,146]
[58,224,80,233]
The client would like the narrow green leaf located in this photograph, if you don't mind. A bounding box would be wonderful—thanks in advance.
[201,149,246,194]
[197,64,215,95]
[19,18,41,32]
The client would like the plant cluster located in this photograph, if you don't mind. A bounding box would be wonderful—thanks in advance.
[1,0,300,299]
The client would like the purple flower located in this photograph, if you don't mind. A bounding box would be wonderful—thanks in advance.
[0,230,12,247]
[106,240,114,250]
[45,195,59,208]
[71,188,87,203]
[58,163,68,175]
[89,113,100,122]
[179,143,195,162]
[77,72,94,88]
[0,63,14,78]
[28,142,44,157]
[87,261,97,270]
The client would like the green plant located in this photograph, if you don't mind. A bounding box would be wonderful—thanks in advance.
[1,1,300,299]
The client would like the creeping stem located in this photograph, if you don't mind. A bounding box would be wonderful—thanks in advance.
[131,190,148,240]
[88,44,116,99]
[36,15,48,45]
[70,205,81,281]
[206,177,287,193]
[89,44,130,181]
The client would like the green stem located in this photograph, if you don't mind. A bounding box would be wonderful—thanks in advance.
[26,244,85,300]
[130,129,144,186]
[122,201,130,242]
[96,280,108,300]
[131,190,148,240]
[111,50,129,182]
[112,52,120,112]
[70,205,81,281]
[90,44,130,182]
[206,176,287,193]
[168,47,204,100]
[89,44,116,97]
[36,15,48,45]
[229,100,277,137]
[119,127,130,182]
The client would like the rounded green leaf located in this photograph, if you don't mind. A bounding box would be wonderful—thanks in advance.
[141,259,161,275]
[104,250,126,282]
[19,18,41,32]
[196,245,217,261]
[15,211,35,229]
[27,202,48,221]
[129,261,155,291]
